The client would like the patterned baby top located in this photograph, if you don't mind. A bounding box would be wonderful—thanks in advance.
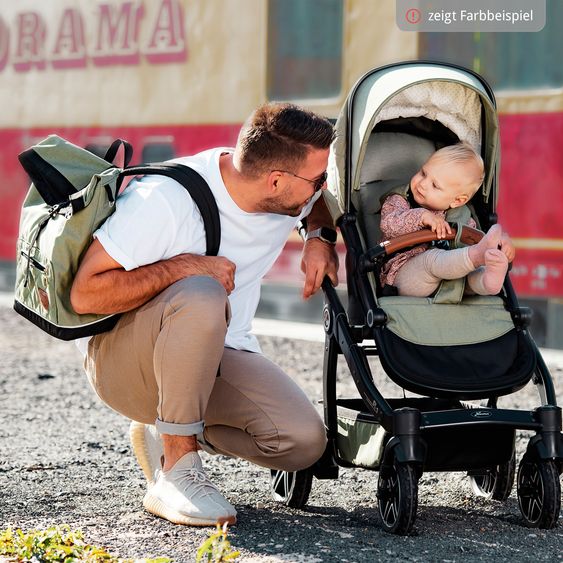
[379,191,476,287]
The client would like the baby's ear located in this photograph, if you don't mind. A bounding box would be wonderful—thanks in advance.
[450,194,469,208]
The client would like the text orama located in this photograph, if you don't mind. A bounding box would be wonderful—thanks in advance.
[0,0,187,72]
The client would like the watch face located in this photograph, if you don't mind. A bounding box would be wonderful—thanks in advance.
[321,227,337,244]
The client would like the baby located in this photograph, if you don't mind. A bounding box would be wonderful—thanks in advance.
[379,142,515,297]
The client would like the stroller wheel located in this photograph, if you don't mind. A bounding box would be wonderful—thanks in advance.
[468,451,516,501]
[377,461,418,535]
[270,468,313,508]
[517,453,561,529]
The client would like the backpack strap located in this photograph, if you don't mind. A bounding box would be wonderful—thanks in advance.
[118,163,221,256]
[104,139,133,167]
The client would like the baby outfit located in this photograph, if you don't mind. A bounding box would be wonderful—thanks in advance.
[379,188,490,297]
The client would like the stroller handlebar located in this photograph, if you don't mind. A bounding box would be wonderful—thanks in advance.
[380,225,484,256]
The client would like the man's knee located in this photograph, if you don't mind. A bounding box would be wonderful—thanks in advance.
[279,414,327,472]
[163,276,229,328]
[167,276,227,305]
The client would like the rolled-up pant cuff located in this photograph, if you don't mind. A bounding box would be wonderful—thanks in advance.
[155,418,204,436]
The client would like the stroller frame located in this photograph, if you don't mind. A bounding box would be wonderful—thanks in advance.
[270,62,563,535]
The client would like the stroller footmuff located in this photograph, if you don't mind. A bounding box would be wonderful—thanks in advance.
[377,295,536,399]
[268,62,562,535]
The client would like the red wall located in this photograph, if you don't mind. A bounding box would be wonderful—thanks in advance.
[3,113,563,298]
[497,112,563,297]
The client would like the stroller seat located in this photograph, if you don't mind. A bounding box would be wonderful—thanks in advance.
[340,89,537,400]
[357,129,436,249]
[378,295,536,399]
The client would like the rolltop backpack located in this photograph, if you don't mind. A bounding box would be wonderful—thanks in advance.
[14,135,221,340]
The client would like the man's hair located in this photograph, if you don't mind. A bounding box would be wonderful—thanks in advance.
[235,102,334,179]
[432,142,485,195]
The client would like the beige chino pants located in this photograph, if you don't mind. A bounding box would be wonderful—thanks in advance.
[84,276,326,472]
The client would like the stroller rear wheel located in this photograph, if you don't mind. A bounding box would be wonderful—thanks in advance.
[516,453,561,529]
[377,461,418,535]
[270,468,313,508]
[468,450,516,501]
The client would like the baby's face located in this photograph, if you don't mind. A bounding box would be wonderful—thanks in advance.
[410,155,476,211]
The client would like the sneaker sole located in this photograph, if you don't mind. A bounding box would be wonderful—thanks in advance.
[143,492,237,527]
[129,421,159,486]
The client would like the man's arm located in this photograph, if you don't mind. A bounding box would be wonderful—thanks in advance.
[300,195,339,299]
[70,239,236,315]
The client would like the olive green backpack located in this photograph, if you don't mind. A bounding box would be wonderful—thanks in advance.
[14,135,220,340]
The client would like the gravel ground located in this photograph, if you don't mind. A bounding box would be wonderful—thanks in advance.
[0,301,562,562]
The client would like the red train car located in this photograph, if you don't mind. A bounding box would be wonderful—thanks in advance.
[1,0,562,345]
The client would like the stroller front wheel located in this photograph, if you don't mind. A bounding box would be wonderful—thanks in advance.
[270,468,313,508]
[377,461,418,535]
[516,453,560,529]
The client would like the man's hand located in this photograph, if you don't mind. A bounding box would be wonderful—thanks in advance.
[421,211,452,239]
[301,238,339,299]
[175,254,236,295]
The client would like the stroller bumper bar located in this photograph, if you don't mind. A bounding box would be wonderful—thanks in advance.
[420,405,561,433]
[360,224,484,272]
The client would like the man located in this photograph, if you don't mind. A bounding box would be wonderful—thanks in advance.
[70,102,338,526]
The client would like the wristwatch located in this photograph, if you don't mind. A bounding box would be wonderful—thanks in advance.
[306,227,337,245]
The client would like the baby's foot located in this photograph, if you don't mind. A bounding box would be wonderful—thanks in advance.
[480,248,509,294]
[468,224,503,268]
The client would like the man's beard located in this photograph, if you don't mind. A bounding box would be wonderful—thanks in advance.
[255,192,306,217]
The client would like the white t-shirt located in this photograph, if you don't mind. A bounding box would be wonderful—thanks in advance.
[77,147,319,355]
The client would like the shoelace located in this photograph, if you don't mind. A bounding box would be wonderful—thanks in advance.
[175,468,221,499]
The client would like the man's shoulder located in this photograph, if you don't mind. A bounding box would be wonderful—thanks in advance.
[119,171,199,222]
[170,147,233,178]
[122,147,229,211]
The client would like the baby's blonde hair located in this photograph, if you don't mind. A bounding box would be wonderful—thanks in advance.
[431,142,485,195]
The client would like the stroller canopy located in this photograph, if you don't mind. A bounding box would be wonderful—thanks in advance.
[325,62,500,223]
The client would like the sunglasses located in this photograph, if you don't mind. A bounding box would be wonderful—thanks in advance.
[275,170,328,193]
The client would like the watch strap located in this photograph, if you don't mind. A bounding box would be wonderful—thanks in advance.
[306,227,337,244]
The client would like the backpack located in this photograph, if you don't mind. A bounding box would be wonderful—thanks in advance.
[14,135,221,340]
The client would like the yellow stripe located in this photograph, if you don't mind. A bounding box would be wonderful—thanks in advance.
[286,230,344,244]
[508,238,563,251]
[497,89,563,114]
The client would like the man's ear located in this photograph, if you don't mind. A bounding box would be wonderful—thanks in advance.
[268,170,281,193]
[450,194,469,208]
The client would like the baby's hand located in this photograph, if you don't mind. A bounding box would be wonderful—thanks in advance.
[421,211,452,239]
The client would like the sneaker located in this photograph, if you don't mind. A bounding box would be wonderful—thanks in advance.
[130,421,218,483]
[129,421,164,485]
[143,451,237,526]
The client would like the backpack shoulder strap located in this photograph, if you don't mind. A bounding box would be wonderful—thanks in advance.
[103,139,134,167]
[118,163,221,256]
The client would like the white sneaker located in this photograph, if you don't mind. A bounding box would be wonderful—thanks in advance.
[143,451,237,526]
[130,421,220,483]
[129,421,164,485]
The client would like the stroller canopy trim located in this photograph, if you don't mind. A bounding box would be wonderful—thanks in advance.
[326,62,499,223]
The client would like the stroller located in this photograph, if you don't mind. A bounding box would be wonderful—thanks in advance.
[270,61,563,535]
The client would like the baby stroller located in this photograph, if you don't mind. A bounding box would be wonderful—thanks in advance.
[270,61,563,534]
